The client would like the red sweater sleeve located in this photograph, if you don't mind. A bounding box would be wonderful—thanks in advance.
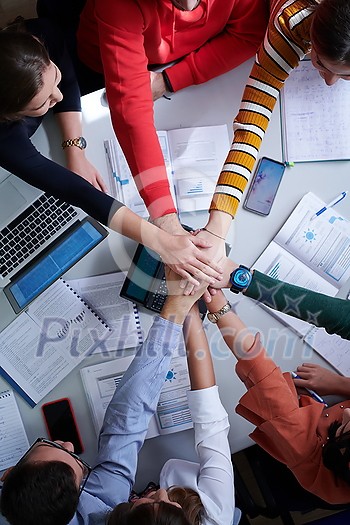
[94,2,176,219]
[166,0,268,92]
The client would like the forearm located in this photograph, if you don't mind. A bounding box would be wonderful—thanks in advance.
[97,19,176,219]
[208,292,255,359]
[96,316,181,489]
[56,110,83,141]
[205,210,232,240]
[245,271,350,340]
[183,307,216,391]
[108,205,169,250]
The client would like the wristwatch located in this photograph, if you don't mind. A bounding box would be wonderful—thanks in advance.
[62,136,87,150]
[229,265,252,294]
[207,302,231,323]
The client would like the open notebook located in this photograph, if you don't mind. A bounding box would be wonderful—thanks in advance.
[281,59,350,163]
[253,192,350,375]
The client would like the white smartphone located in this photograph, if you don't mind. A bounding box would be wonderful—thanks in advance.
[243,157,286,216]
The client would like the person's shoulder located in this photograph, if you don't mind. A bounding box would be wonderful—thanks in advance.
[24,17,65,53]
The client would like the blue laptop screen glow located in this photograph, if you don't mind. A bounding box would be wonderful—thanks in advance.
[8,220,105,310]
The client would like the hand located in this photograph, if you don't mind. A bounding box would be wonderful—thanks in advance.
[294,363,348,396]
[153,215,223,287]
[158,232,223,287]
[67,154,108,193]
[150,71,166,101]
[181,228,226,297]
[162,267,210,324]
[208,258,237,289]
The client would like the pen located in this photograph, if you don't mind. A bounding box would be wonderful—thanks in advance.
[291,372,328,406]
[311,191,348,221]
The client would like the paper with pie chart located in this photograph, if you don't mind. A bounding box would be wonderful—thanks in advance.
[253,192,350,336]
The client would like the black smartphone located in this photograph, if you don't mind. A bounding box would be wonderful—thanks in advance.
[243,157,286,216]
[42,398,84,454]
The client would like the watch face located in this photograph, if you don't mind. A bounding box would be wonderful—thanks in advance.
[78,137,87,149]
[232,268,251,288]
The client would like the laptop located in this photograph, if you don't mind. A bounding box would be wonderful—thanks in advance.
[0,164,108,327]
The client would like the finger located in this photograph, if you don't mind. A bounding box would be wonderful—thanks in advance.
[294,370,311,379]
[297,363,317,373]
[183,283,196,296]
[174,269,200,287]
[189,236,213,249]
[186,266,218,285]
[202,290,212,303]
[97,174,108,193]
[208,287,217,296]
[190,259,224,279]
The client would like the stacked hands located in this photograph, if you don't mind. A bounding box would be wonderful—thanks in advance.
[152,212,228,296]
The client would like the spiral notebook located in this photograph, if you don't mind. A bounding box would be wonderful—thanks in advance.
[0,389,29,471]
[67,272,143,351]
[0,279,111,407]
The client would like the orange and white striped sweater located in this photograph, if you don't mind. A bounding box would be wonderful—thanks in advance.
[211,0,315,217]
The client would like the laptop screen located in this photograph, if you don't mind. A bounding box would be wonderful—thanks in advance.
[4,218,108,313]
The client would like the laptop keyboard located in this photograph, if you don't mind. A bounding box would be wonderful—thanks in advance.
[0,193,78,278]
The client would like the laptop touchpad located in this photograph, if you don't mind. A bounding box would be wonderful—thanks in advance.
[0,181,27,225]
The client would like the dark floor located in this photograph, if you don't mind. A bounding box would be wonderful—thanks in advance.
[232,450,344,525]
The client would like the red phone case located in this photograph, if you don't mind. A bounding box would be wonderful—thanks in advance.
[41,397,84,453]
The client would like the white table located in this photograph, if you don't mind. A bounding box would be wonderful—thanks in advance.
[1,58,350,489]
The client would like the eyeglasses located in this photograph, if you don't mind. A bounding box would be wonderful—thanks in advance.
[16,437,92,495]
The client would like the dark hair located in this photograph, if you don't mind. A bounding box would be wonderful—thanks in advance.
[0,27,50,122]
[107,501,192,525]
[322,421,350,485]
[0,461,79,525]
[311,0,350,65]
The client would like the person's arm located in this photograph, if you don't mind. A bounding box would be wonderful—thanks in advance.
[26,17,107,193]
[207,291,324,470]
[180,306,235,525]
[205,1,313,241]
[0,119,223,284]
[293,363,350,397]
[56,111,107,192]
[84,270,208,507]
[207,290,255,358]
[91,2,177,223]
[209,258,350,340]
[164,0,268,93]
[84,315,183,506]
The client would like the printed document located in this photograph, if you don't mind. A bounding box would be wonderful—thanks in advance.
[281,59,350,162]
[81,344,192,438]
[103,125,229,216]
[0,279,111,406]
[254,192,350,335]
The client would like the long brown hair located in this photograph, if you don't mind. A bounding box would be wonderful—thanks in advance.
[0,24,50,122]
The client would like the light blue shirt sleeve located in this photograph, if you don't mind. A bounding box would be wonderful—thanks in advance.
[0,316,183,525]
[77,316,182,517]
